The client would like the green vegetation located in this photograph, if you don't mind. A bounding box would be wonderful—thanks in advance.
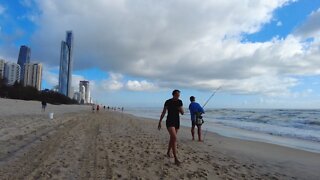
[0,78,78,105]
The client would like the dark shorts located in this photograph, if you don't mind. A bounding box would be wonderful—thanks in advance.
[166,120,180,129]
[191,121,201,127]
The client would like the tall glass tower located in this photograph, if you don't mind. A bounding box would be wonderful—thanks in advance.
[59,31,73,97]
[17,45,31,83]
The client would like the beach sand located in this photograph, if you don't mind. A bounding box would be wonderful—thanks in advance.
[0,99,320,179]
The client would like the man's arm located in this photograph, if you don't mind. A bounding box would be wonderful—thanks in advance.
[198,103,205,114]
[158,106,167,130]
[179,101,184,115]
[179,106,184,115]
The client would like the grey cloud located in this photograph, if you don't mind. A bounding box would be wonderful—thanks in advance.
[295,8,320,38]
[24,0,320,95]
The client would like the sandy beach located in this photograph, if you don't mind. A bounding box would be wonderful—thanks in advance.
[0,99,320,179]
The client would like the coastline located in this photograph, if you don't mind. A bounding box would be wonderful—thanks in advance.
[0,99,320,179]
[125,108,320,154]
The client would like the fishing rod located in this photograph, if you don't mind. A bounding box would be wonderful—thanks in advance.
[203,128,208,142]
[202,86,221,108]
[201,87,221,142]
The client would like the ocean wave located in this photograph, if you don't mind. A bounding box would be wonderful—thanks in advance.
[212,120,320,142]
[126,108,320,143]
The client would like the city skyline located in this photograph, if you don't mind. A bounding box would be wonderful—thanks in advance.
[1,42,90,102]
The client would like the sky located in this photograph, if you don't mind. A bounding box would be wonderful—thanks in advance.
[0,0,320,109]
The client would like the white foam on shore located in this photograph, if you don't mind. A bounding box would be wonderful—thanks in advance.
[196,121,320,154]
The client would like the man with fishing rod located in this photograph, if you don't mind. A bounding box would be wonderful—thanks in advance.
[189,87,221,142]
[189,96,205,141]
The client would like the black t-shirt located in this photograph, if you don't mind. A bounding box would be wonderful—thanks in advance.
[164,98,183,121]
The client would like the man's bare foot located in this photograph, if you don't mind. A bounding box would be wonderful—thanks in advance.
[198,139,203,142]
[174,158,181,166]
[167,152,172,158]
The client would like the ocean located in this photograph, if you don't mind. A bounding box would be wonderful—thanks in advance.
[126,107,320,153]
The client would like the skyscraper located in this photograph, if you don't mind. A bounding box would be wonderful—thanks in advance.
[0,59,5,79]
[59,31,74,98]
[79,81,90,104]
[17,45,31,82]
[4,62,21,85]
[24,63,43,90]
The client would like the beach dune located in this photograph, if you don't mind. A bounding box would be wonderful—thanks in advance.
[0,99,320,179]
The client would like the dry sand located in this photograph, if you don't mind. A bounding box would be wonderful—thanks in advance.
[0,98,88,116]
[0,99,320,179]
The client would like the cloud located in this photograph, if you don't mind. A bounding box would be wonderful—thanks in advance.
[276,21,282,26]
[0,4,5,15]
[42,68,58,87]
[295,8,320,38]
[100,73,124,91]
[19,0,34,7]
[17,0,320,96]
[126,80,157,91]
[41,66,87,91]
[71,74,86,90]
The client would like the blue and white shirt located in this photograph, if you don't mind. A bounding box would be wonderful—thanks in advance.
[189,102,204,121]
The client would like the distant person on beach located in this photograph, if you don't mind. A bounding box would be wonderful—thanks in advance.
[97,105,100,112]
[121,107,124,112]
[107,106,110,110]
[189,96,205,141]
[103,106,106,110]
[41,101,47,112]
[92,104,95,113]
[158,89,184,165]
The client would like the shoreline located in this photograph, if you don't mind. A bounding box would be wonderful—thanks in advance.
[125,112,320,155]
[125,109,320,154]
[119,112,320,179]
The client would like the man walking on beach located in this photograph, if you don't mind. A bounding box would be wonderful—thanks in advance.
[158,90,184,165]
[41,101,47,112]
[92,104,95,113]
[189,96,205,141]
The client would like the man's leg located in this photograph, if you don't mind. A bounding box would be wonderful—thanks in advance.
[191,123,195,140]
[167,138,172,157]
[168,127,180,165]
[167,127,173,157]
[197,125,202,141]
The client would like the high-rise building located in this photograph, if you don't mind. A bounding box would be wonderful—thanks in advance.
[79,80,90,104]
[0,59,5,79]
[73,92,81,103]
[59,31,74,98]
[24,63,43,90]
[17,45,31,82]
[4,62,21,85]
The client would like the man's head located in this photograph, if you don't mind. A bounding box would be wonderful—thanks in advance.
[172,89,181,99]
[190,96,195,102]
